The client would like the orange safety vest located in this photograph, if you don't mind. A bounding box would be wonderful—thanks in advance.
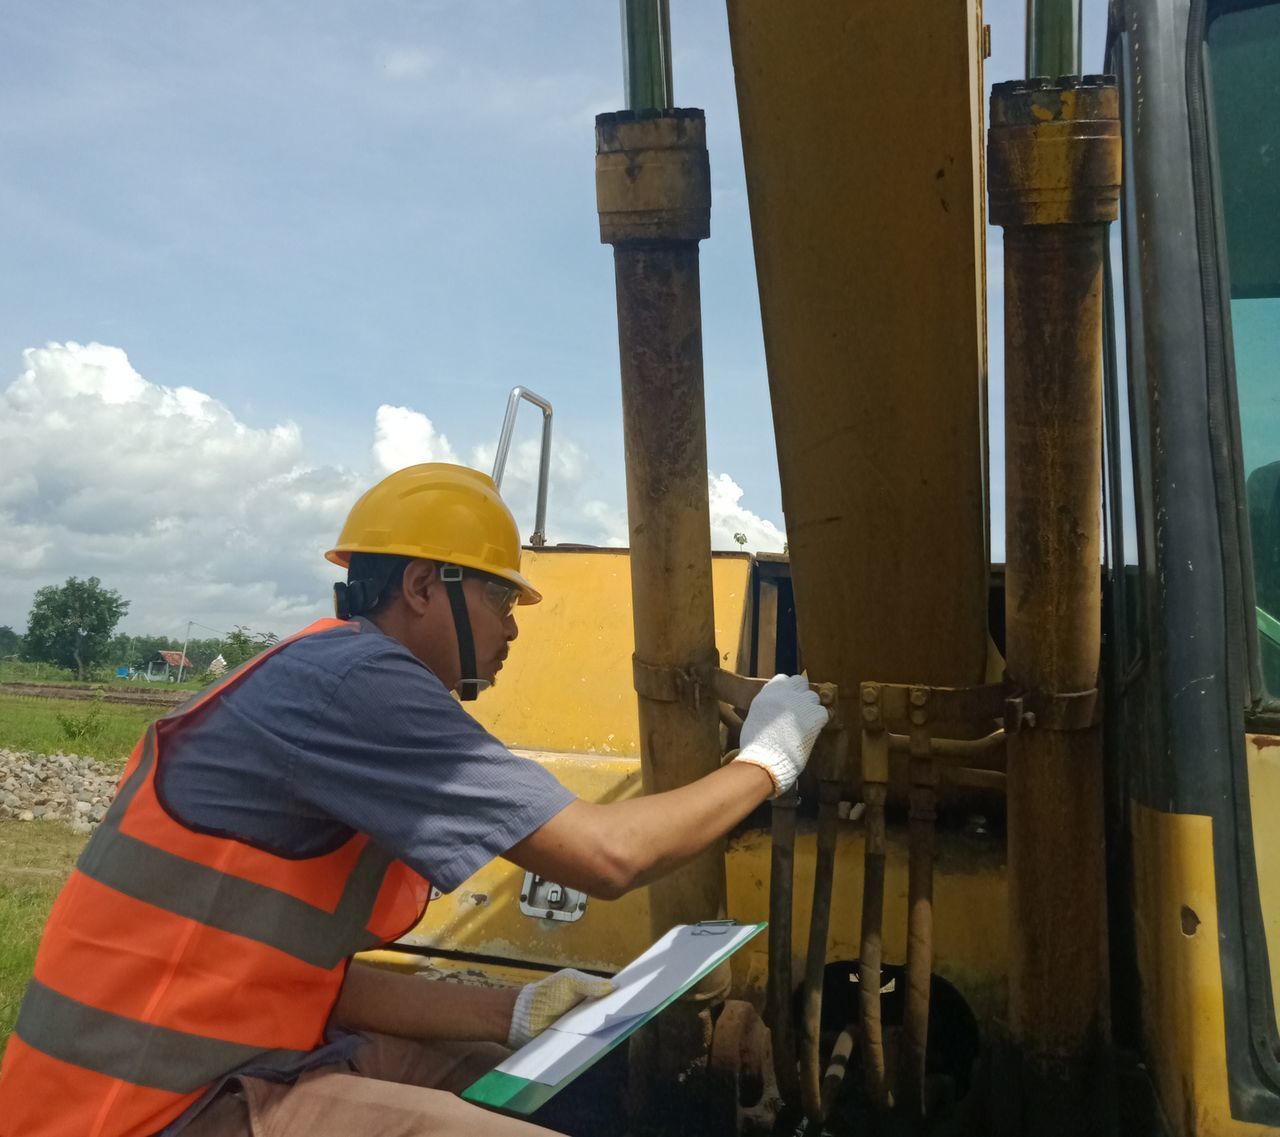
[0,619,433,1137]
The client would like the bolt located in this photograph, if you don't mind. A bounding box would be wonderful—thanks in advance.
[910,688,928,707]
[861,685,878,704]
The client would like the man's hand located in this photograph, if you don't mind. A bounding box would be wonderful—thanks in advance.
[732,674,828,796]
[507,968,614,1048]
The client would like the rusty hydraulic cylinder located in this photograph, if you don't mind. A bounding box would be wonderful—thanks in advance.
[596,108,725,937]
[988,76,1120,1134]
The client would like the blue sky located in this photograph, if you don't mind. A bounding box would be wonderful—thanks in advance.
[0,2,1112,637]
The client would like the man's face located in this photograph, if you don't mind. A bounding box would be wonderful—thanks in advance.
[461,572,521,686]
[388,560,522,694]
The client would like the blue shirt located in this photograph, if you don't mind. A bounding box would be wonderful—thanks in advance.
[158,618,575,893]
[153,618,575,1134]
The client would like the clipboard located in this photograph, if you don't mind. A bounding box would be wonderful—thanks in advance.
[462,920,765,1116]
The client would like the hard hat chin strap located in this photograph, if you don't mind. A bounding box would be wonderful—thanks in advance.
[440,565,489,701]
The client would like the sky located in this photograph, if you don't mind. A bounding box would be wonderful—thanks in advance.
[0,1,1111,640]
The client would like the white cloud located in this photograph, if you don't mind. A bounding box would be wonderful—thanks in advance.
[707,473,786,553]
[468,436,628,548]
[0,343,358,637]
[373,404,458,473]
[0,343,787,638]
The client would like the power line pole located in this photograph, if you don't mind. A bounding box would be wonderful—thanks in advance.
[177,620,192,683]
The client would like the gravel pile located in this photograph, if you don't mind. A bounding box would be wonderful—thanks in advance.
[0,749,119,832]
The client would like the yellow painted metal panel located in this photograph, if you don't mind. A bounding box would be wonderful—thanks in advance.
[1248,733,1280,1034]
[464,548,753,755]
[1131,801,1276,1136]
[726,0,990,736]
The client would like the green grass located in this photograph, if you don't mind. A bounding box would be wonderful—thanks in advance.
[0,689,154,1056]
[0,659,206,691]
[0,694,159,770]
[0,821,88,1056]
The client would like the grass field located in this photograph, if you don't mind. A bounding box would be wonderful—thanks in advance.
[0,660,207,691]
[0,690,157,1054]
[0,693,160,770]
[0,821,87,1056]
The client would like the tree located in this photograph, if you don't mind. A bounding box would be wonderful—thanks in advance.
[0,625,22,659]
[24,577,129,680]
[220,626,279,670]
[184,637,224,673]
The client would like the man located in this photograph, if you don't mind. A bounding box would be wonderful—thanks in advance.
[0,463,827,1137]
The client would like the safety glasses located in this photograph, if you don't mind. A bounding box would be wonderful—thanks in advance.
[480,577,521,619]
[440,564,522,619]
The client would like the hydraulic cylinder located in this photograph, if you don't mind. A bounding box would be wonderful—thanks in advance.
[596,108,725,939]
[988,74,1121,1135]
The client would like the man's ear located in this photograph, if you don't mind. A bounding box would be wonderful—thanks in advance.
[400,560,438,615]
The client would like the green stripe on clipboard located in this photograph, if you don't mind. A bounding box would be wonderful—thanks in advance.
[463,921,765,1116]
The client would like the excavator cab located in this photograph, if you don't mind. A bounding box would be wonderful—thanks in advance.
[367,2,1280,1134]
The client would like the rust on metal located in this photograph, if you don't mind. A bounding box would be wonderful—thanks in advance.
[989,74,1120,1132]
[597,107,729,1131]
[597,108,726,940]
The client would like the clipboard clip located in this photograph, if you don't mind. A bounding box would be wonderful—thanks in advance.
[692,919,738,936]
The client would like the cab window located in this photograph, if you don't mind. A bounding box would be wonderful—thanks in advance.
[1206,0,1280,696]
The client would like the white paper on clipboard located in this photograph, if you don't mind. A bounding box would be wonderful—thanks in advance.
[495,922,762,1087]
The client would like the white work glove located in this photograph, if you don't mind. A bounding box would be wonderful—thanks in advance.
[732,674,828,797]
[507,968,614,1049]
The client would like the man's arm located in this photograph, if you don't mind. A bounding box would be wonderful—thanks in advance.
[332,962,518,1043]
[505,760,774,900]
[506,674,829,899]
[509,676,829,896]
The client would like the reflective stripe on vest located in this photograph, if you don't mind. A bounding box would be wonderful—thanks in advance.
[14,980,314,1094]
[0,618,434,1137]
[77,731,392,970]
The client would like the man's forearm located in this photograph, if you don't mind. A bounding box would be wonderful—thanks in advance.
[604,761,774,889]
[332,962,518,1044]
[506,759,776,899]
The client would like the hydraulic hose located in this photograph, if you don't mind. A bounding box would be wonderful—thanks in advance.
[902,760,939,1114]
[800,774,842,1124]
[859,781,892,1109]
[767,789,801,1102]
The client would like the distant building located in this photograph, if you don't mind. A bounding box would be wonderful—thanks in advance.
[143,651,194,682]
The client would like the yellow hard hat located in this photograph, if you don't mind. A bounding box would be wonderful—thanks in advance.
[326,463,541,604]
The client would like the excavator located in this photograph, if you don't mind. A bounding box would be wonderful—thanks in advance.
[363,1,1280,1133]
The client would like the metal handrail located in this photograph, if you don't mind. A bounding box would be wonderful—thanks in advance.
[492,386,553,547]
